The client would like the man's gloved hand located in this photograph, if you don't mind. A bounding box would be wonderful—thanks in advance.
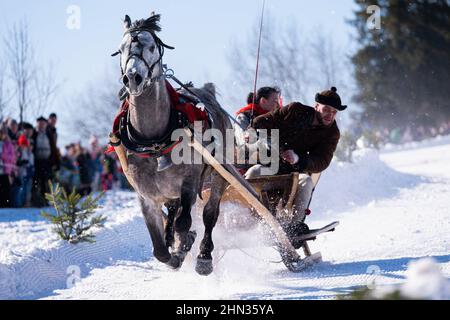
[246,130,272,154]
[280,149,299,165]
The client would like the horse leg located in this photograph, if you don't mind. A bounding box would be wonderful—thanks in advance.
[196,172,228,275]
[163,199,180,249]
[139,196,179,268]
[170,180,198,268]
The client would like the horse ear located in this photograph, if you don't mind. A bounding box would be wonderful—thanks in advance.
[124,15,131,29]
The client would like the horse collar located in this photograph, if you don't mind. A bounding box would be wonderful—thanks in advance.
[119,103,188,157]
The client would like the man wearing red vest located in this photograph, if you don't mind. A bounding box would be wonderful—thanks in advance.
[247,87,347,243]
[235,87,281,130]
[234,87,280,174]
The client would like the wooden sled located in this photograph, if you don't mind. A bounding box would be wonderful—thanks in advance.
[201,171,337,266]
[186,128,338,271]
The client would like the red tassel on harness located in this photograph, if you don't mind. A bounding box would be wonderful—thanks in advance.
[165,81,208,123]
[108,81,208,158]
[105,146,116,154]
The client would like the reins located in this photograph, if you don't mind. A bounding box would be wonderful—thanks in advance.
[250,0,266,125]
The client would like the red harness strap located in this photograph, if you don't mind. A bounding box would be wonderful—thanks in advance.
[165,81,208,123]
[111,99,130,137]
[105,145,116,154]
[106,100,131,155]
[108,82,209,157]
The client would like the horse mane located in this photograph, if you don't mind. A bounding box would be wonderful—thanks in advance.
[131,14,162,32]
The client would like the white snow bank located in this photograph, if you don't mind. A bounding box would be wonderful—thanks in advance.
[0,191,151,299]
[311,148,424,217]
[402,258,450,299]
[375,257,450,300]
[1,138,447,300]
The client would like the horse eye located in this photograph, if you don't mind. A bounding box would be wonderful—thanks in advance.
[149,45,156,53]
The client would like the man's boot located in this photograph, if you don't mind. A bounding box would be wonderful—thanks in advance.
[284,220,310,249]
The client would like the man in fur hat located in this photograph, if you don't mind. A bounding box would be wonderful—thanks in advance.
[245,87,347,243]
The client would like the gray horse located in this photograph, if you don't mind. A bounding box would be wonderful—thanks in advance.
[113,13,253,275]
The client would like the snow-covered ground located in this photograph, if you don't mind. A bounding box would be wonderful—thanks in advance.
[1,137,449,300]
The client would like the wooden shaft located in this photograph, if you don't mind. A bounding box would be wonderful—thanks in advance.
[109,133,128,172]
[184,128,300,261]
[286,172,299,211]
[302,242,312,257]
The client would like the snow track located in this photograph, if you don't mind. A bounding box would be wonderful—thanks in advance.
[0,193,153,299]
[1,138,449,299]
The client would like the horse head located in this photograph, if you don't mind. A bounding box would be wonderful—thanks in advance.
[113,13,173,96]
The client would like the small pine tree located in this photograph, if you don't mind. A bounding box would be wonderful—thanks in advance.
[41,182,107,244]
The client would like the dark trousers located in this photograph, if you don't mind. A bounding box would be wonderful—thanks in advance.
[32,159,52,207]
[0,174,11,207]
[77,185,92,196]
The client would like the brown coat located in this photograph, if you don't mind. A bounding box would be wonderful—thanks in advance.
[252,102,340,174]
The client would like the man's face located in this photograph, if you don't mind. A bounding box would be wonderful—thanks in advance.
[315,103,338,126]
[25,128,34,137]
[10,122,18,133]
[37,120,47,131]
[48,116,57,127]
[68,146,76,157]
[260,92,280,112]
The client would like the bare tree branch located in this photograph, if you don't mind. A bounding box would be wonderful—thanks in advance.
[33,62,60,118]
[227,15,351,107]
[0,59,14,120]
[311,28,346,90]
[69,71,121,143]
[3,20,36,123]
[3,19,61,123]
[226,14,312,105]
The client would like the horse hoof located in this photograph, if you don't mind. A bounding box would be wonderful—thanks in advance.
[166,255,182,270]
[195,258,213,276]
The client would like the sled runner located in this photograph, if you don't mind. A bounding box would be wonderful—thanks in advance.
[292,221,339,242]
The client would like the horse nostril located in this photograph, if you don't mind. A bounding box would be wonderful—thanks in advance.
[123,75,129,86]
[135,74,143,86]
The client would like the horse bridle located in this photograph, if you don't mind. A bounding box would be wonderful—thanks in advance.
[111,28,189,156]
[112,27,174,92]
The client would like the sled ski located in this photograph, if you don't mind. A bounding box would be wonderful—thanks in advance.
[292,221,339,242]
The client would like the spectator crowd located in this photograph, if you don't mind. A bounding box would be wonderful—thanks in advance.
[372,121,450,146]
[0,113,128,208]
[2,112,450,208]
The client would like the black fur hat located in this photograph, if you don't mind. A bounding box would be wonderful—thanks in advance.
[36,116,48,122]
[315,87,347,111]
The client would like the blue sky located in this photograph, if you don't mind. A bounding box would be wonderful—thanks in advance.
[0,0,357,142]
